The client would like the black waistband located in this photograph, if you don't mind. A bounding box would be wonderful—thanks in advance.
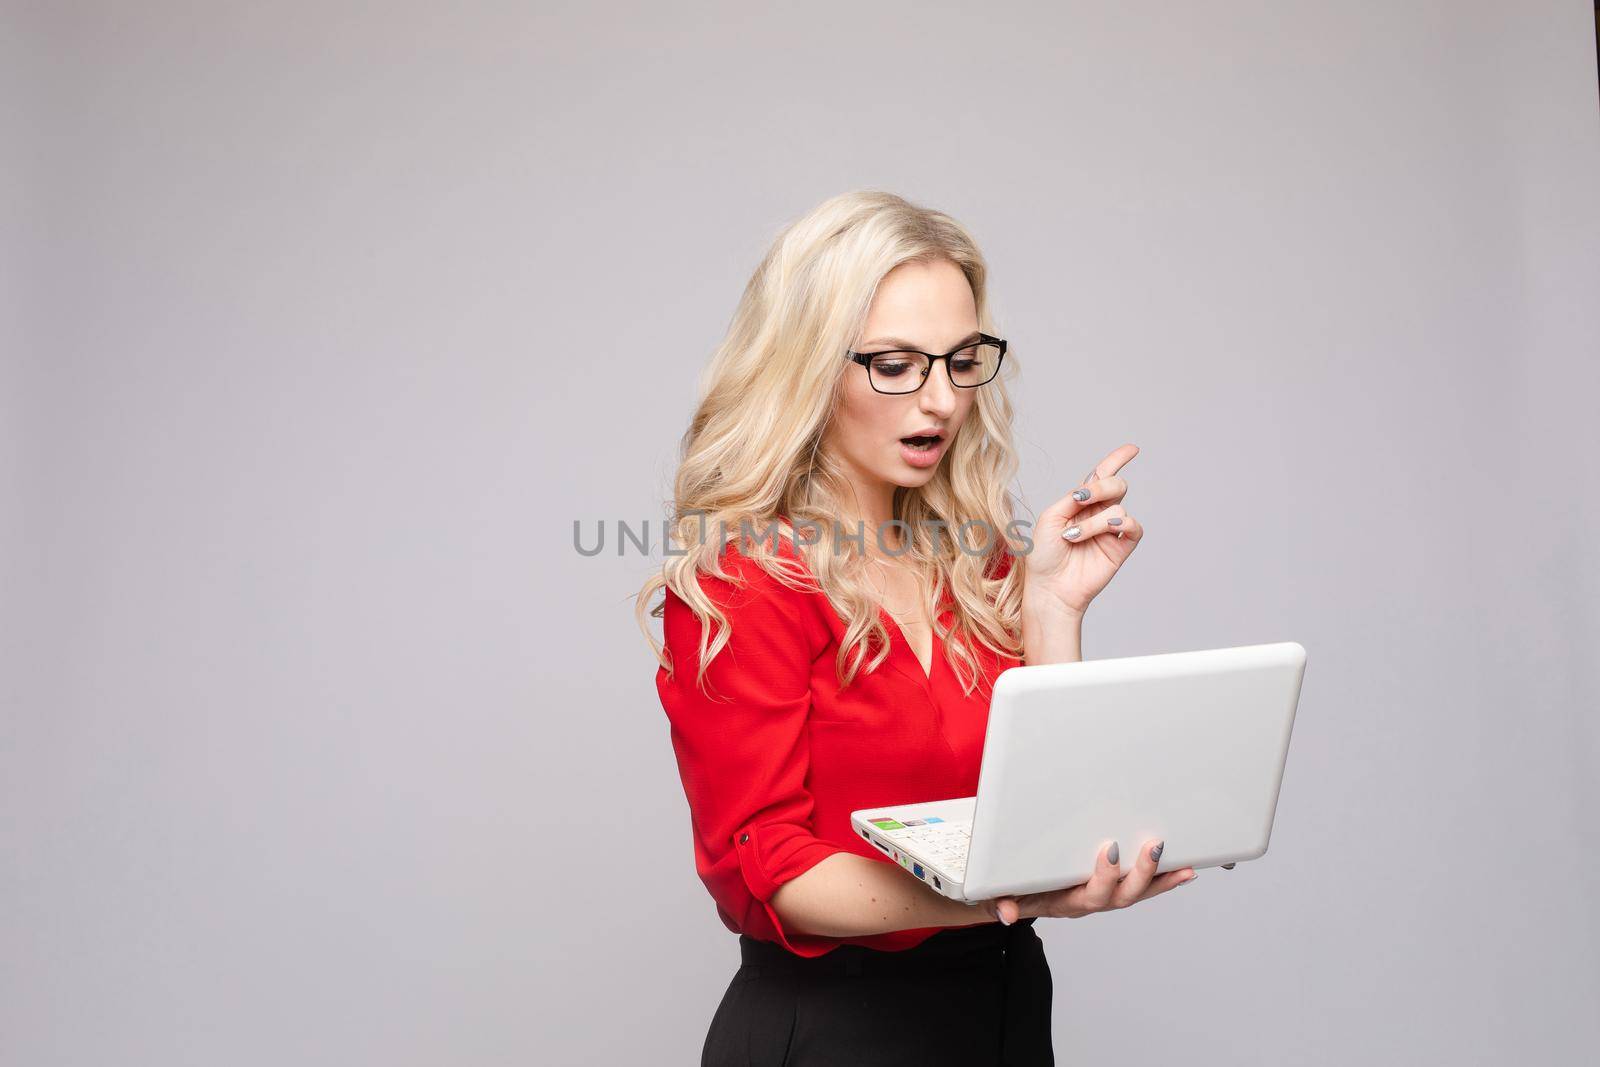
[738,918,1037,978]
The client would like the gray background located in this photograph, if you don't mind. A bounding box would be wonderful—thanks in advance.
[5,2,1598,1064]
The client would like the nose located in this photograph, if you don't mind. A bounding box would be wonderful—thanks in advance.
[919,360,958,418]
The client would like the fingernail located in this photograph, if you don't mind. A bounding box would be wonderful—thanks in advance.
[1062,526,1081,540]
[1182,873,1198,885]
[1149,841,1163,862]
[1071,488,1090,502]
[1107,517,1123,526]
[996,908,1012,925]
[1106,841,1119,865]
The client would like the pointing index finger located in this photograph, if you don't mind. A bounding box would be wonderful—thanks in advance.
[1084,443,1139,484]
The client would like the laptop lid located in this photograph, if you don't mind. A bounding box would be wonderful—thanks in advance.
[960,641,1307,900]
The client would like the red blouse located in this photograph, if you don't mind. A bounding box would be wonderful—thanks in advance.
[656,530,1021,958]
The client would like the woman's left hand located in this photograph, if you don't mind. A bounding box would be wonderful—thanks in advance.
[1022,443,1145,620]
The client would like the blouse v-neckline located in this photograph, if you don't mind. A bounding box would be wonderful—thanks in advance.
[879,605,937,683]
[876,581,956,688]
[866,553,949,685]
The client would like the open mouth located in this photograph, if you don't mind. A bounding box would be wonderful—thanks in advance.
[900,434,943,452]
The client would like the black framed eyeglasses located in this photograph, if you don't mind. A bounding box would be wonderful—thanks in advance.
[847,332,1007,395]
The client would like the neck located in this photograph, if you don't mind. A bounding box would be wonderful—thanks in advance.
[836,482,901,559]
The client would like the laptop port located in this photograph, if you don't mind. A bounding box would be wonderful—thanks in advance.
[912,863,924,879]
[933,875,942,889]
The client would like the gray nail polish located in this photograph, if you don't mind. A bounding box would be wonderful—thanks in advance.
[1062,526,1081,540]
[1150,841,1163,862]
[1107,517,1123,526]
[1072,488,1090,502]
[1107,841,1120,865]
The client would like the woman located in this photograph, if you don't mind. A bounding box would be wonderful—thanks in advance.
[637,190,1197,1066]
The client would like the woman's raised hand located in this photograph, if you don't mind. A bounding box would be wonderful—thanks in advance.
[1023,443,1145,620]
[986,839,1196,925]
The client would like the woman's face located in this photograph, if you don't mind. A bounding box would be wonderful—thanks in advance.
[824,257,981,499]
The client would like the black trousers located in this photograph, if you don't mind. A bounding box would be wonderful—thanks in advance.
[702,918,1054,1066]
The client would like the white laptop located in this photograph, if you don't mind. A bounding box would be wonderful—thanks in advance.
[850,641,1307,903]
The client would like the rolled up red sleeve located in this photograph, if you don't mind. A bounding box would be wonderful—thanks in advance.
[656,547,851,957]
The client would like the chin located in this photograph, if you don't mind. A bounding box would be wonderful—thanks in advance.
[888,462,939,486]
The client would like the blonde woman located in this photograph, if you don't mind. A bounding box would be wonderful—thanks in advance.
[639,190,1196,1065]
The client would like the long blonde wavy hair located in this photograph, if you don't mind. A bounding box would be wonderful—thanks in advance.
[635,189,1027,698]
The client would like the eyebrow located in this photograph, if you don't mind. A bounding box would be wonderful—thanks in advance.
[860,330,983,351]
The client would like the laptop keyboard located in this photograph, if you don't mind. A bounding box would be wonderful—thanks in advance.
[881,819,972,878]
